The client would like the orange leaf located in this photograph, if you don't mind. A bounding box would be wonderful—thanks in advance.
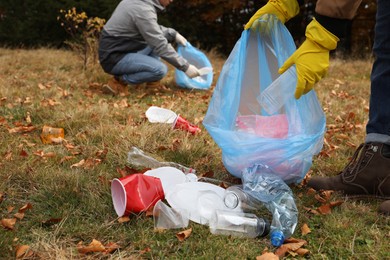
[274,245,288,258]
[104,242,121,254]
[314,194,327,204]
[19,203,33,213]
[256,252,279,260]
[303,206,320,215]
[19,150,28,157]
[139,247,151,254]
[318,204,332,215]
[306,188,317,196]
[282,241,306,251]
[284,238,307,244]
[77,239,106,254]
[15,245,34,259]
[320,190,333,200]
[1,218,17,230]
[14,212,25,220]
[301,223,311,235]
[295,248,310,256]
[8,126,36,134]
[71,159,85,168]
[118,216,131,223]
[176,228,192,241]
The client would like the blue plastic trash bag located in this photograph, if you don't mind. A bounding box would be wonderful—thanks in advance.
[203,15,326,184]
[175,42,213,90]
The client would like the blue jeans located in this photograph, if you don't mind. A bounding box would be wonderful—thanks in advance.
[110,46,168,84]
[365,0,390,145]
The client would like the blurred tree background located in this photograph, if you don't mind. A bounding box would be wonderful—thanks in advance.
[0,0,376,57]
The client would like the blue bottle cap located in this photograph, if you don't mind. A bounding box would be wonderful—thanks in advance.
[270,230,285,247]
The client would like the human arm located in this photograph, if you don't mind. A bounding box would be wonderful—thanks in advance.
[135,10,190,71]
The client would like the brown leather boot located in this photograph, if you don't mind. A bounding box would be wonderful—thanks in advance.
[102,77,129,96]
[307,143,390,199]
[379,200,390,216]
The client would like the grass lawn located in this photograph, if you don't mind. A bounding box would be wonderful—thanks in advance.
[0,47,389,259]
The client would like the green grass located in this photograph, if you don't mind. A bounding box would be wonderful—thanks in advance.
[1,48,389,259]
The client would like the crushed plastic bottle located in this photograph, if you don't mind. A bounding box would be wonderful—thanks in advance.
[241,164,298,247]
[127,147,196,174]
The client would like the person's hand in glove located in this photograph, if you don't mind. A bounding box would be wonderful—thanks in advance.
[278,18,339,99]
[244,0,299,30]
[185,64,200,78]
[175,33,187,46]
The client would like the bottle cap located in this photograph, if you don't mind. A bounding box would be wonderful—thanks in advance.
[224,192,239,209]
[270,230,285,247]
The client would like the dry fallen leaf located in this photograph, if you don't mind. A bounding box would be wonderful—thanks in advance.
[104,242,121,254]
[274,238,308,258]
[295,248,310,256]
[8,126,36,134]
[283,241,306,251]
[1,218,17,230]
[7,206,15,213]
[14,212,25,220]
[176,228,192,241]
[19,203,33,213]
[318,204,332,215]
[118,216,131,223]
[77,239,106,254]
[71,159,85,168]
[301,223,311,235]
[41,218,62,227]
[256,252,279,260]
[15,245,34,259]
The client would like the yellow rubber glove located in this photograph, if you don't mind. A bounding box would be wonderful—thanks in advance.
[244,0,299,30]
[278,18,339,99]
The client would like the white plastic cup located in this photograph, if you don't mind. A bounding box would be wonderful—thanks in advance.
[258,66,297,115]
[145,106,177,124]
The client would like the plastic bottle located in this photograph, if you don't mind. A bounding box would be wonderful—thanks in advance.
[241,164,298,247]
[223,185,264,212]
[209,210,270,238]
[257,66,297,115]
[127,147,196,174]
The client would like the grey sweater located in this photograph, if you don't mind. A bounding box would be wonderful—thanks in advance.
[98,0,189,73]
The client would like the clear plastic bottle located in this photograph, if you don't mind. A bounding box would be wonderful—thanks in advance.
[127,147,196,174]
[224,185,264,212]
[241,164,298,247]
[209,210,270,238]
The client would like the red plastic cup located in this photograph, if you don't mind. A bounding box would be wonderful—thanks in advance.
[111,174,164,216]
[172,115,201,135]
